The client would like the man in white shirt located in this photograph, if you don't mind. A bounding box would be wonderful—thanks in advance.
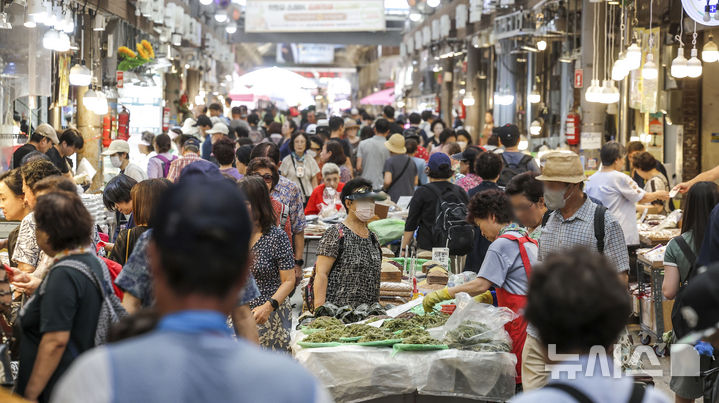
[586,141,668,246]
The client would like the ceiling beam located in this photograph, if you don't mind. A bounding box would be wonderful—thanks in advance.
[230,31,402,46]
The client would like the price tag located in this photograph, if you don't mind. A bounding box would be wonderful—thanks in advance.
[432,247,450,268]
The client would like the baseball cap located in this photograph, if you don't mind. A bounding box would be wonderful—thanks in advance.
[351,108,359,115]
[102,139,131,156]
[181,118,199,136]
[344,118,359,129]
[427,153,453,178]
[206,122,229,136]
[34,123,59,145]
[305,124,318,135]
[182,137,201,151]
[536,152,587,184]
[344,183,386,201]
[316,119,329,128]
[151,177,251,272]
[497,124,520,146]
[451,146,482,162]
[194,115,212,128]
[179,160,223,183]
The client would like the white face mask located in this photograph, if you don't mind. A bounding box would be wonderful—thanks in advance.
[354,200,375,222]
[110,155,122,168]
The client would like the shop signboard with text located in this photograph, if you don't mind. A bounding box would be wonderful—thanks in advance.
[245,0,385,32]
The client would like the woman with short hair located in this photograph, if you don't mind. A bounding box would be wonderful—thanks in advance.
[633,151,671,214]
[239,176,294,351]
[16,191,111,402]
[305,163,345,216]
[102,174,138,245]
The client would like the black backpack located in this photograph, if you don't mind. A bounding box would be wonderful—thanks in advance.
[669,235,698,339]
[497,153,533,187]
[426,184,474,256]
[541,205,607,253]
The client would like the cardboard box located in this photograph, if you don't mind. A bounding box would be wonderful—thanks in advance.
[640,296,674,333]
[374,202,390,219]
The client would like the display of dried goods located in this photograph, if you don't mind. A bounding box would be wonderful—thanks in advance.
[357,327,395,342]
[341,324,375,338]
[443,320,511,352]
[402,334,442,345]
[304,329,343,343]
[307,316,344,330]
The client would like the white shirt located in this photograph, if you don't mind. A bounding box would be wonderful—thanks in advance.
[123,162,148,183]
[585,170,645,245]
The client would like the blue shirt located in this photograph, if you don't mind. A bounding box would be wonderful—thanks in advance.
[201,135,212,160]
[412,156,428,186]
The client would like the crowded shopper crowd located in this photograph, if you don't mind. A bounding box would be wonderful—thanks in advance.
[2,102,719,403]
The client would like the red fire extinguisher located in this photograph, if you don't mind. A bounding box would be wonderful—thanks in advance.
[565,112,580,145]
[162,107,170,133]
[102,114,114,148]
[117,106,130,141]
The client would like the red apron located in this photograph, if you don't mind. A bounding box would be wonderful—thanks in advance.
[495,234,537,384]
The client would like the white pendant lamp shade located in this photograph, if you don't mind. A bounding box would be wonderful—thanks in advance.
[642,54,658,80]
[530,120,542,136]
[703,35,719,63]
[24,12,36,28]
[671,48,688,79]
[69,62,92,86]
[214,10,227,23]
[83,88,98,111]
[611,57,629,81]
[200,0,213,5]
[42,30,70,52]
[462,94,475,106]
[537,40,547,51]
[427,0,441,8]
[93,91,108,115]
[584,79,602,103]
[409,11,421,22]
[528,88,541,104]
[687,48,703,78]
[226,24,237,34]
[625,42,642,71]
[599,80,620,104]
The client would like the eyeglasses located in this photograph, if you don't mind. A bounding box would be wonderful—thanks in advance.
[252,173,273,183]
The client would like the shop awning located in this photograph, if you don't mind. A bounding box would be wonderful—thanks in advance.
[359,88,395,105]
[230,67,316,108]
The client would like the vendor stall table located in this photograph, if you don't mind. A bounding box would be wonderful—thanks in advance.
[635,254,673,353]
[293,344,516,402]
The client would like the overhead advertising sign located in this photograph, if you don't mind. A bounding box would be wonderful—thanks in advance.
[245,0,386,33]
[276,44,335,64]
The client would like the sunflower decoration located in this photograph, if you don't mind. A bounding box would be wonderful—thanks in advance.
[117,41,155,71]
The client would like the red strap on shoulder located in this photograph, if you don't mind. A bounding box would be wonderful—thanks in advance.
[498,234,537,278]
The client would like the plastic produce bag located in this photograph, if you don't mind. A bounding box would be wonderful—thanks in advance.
[429,293,516,352]
[447,271,479,288]
[368,219,406,245]
[314,303,339,318]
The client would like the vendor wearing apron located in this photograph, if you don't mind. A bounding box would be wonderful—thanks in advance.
[424,189,538,385]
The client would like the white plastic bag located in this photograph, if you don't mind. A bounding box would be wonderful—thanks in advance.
[429,293,516,352]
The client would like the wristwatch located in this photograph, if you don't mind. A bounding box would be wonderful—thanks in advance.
[269,298,279,311]
[294,259,305,267]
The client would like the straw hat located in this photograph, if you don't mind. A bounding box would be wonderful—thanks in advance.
[384,133,406,154]
[536,152,587,183]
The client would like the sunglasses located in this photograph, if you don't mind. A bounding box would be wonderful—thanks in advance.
[252,173,273,183]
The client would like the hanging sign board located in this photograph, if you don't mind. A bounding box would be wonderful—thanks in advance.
[116,71,124,89]
[245,0,385,32]
[682,0,719,26]
[581,131,602,150]
[574,69,583,88]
